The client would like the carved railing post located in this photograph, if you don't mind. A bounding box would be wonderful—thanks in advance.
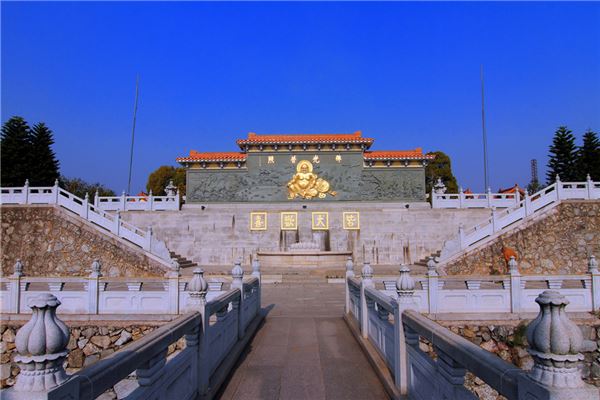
[487,186,493,208]
[53,179,60,204]
[80,192,89,219]
[121,190,127,210]
[187,268,209,395]
[458,223,465,249]
[588,255,599,312]
[426,257,439,314]
[166,259,180,314]
[396,265,415,308]
[508,256,522,313]
[360,261,374,338]
[458,186,464,208]
[13,294,69,392]
[232,260,245,339]
[148,189,154,211]
[345,256,354,314]
[187,268,207,313]
[555,174,562,200]
[23,179,29,204]
[525,290,597,398]
[87,259,102,314]
[586,174,593,199]
[393,265,415,396]
[9,259,24,314]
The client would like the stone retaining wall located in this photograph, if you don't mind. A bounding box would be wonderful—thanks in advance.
[444,201,600,275]
[1,205,170,277]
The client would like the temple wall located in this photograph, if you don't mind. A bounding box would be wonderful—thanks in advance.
[186,152,426,202]
[121,204,491,271]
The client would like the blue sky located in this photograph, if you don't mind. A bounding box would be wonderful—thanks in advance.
[2,1,599,194]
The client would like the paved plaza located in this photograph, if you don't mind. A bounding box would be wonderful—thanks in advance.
[218,283,388,400]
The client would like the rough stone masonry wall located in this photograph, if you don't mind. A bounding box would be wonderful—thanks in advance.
[0,320,185,391]
[445,201,600,275]
[427,319,600,399]
[1,205,169,277]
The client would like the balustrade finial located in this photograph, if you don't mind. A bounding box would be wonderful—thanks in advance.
[188,268,208,310]
[14,293,69,392]
[586,173,592,182]
[426,256,438,277]
[232,259,244,279]
[396,265,415,304]
[526,290,586,388]
[555,174,561,183]
[346,256,354,274]
[508,256,519,275]
[54,179,59,187]
[90,259,102,278]
[84,192,89,201]
[24,179,29,186]
[588,255,598,274]
[251,255,260,276]
[13,259,24,277]
[361,261,373,280]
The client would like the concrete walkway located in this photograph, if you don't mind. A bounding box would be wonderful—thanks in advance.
[218,283,389,400]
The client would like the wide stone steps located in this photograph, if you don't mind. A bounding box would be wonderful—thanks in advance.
[169,251,198,270]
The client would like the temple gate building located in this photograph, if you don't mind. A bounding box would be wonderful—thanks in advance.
[177,131,435,203]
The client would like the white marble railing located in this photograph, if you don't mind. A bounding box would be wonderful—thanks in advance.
[377,257,600,314]
[95,191,179,212]
[0,260,233,315]
[439,177,600,263]
[0,181,172,262]
[345,262,599,399]
[1,269,262,400]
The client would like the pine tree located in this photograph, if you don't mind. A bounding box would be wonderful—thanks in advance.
[546,126,578,183]
[576,130,600,181]
[1,116,32,186]
[29,123,60,186]
[425,151,459,195]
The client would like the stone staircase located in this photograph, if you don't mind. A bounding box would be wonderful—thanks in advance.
[415,250,441,266]
[169,251,198,270]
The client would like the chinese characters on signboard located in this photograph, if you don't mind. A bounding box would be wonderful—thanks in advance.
[343,212,360,230]
[311,212,329,230]
[280,212,298,230]
[249,211,360,231]
[250,212,267,231]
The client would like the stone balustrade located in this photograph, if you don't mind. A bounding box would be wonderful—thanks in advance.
[438,177,600,263]
[1,262,263,400]
[345,263,599,399]
[0,181,173,263]
[95,190,180,212]
[0,259,260,316]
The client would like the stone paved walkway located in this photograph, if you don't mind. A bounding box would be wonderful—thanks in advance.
[218,283,389,400]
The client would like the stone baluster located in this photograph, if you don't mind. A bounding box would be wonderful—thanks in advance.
[525,290,597,397]
[588,255,599,312]
[490,206,497,233]
[166,259,180,314]
[586,174,593,199]
[9,259,24,314]
[508,256,522,313]
[360,261,374,338]
[396,265,415,307]
[251,255,261,281]
[486,186,492,208]
[231,260,245,338]
[148,189,154,211]
[13,294,69,392]
[53,179,60,204]
[523,191,531,217]
[458,186,464,208]
[175,187,181,210]
[426,257,439,314]
[458,223,465,249]
[345,256,354,314]
[555,174,562,200]
[145,226,153,252]
[23,179,29,204]
[121,190,127,210]
[188,268,209,396]
[87,259,102,314]
[114,210,121,236]
[393,265,416,395]
[80,192,89,219]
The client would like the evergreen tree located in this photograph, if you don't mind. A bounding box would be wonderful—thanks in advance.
[546,126,578,183]
[576,130,600,180]
[1,116,32,186]
[425,151,459,195]
[29,123,60,186]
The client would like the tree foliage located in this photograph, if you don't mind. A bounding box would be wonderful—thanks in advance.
[146,165,186,195]
[60,176,115,199]
[576,130,600,180]
[546,126,578,183]
[425,151,459,194]
[1,116,60,187]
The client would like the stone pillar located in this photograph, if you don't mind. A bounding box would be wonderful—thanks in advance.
[586,174,593,199]
[508,256,522,313]
[458,223,465,249]
[121,190,127,210]
[458,186,464,208]
[232,260,245,339]
[487,186,492,208]
[360,261,374,338]
[148,190,154,211]
[87,259,102,314]
[251,255,261,281]
[9,259,24,314]
[525,290,598,398]
[80,192,89,219]
[345,256,355,314]
[114,210,121,236]
[588,255,599,312]
[53,179,60,204]
[94,189,99,208]
[166,259,180,314]
[13,294,69,392]
[491,206,497,233]
[394,265,415,396]
[187,268,208,313]
[188,268,209,396]
[23,179,29,204]
[426,257,439,314]
[555,174,562,200]
[524,192,531,217]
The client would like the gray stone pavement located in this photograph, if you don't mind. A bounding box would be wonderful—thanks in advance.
[218,283,389,400]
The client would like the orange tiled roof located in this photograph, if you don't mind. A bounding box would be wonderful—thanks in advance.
[176,150,247,163]
[498,184,526,196]
[236,131,374,146]
[363,148,435,160]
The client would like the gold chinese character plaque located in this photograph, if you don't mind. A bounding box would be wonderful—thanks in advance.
[343,212,360,230]
[250,212,267,231]
[311,212,329,230]
[280,212,298,230]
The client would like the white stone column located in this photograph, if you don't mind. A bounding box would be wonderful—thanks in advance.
[555,174,562,200]
[491,206,497,233]
[87,259,102,314]
[458,187,464,208]
[121,190,127,210]
[360,261,374,338]
[13,294,70,393]
[53,179,60,204]
[394,265,415,395]
[588,255,599,312]
[9,260,24,314]
[94,189,99,208]
[80,192,89,219]
[187,268,209,396]
[148,190,154,211]
[458,223,465,249]
[23,179,29,204]
[166,259,180,314]
[486,187,492,208]
[345,256,354,314]
[508,256,522,313]
[232,260,245,339]
[426,257,439,314]
[586,174,593,199]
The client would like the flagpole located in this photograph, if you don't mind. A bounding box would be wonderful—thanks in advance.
[127,75,139,195]
[480,65,489,192]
